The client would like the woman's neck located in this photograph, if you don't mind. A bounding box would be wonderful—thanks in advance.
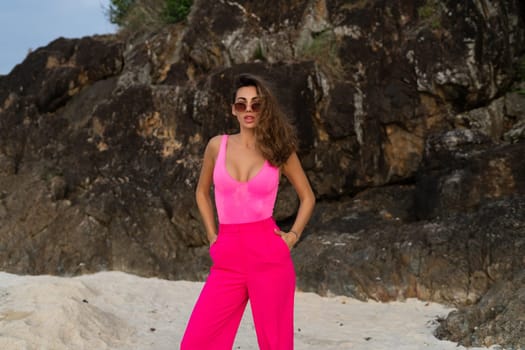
[236,130,257,149]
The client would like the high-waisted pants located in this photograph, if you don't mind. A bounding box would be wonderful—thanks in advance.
[180,217,296,350]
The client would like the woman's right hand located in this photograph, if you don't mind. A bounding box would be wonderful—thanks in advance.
[209,234,218,246]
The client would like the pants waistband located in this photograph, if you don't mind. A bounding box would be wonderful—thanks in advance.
[218,217,276,233]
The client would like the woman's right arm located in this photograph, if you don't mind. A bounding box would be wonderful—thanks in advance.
[195,136,220,245]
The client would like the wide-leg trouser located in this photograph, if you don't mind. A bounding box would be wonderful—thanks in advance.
[180,217,296,350]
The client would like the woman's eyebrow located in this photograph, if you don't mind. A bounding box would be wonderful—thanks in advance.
[235,96,259,102]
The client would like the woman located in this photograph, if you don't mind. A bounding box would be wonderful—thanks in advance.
[180,73,315,350]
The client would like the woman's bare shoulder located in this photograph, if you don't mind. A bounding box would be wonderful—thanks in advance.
[208,134,223,148]
[205,135,224,157]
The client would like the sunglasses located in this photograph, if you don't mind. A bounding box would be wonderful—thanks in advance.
[233,101,262,113]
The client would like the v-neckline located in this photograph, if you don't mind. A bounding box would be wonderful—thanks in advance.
[224,135,267,184]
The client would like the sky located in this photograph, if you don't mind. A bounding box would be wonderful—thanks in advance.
[0,0,116,75]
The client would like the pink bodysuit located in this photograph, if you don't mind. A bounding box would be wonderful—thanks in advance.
[213,134,279,224]
[181,134,295,350]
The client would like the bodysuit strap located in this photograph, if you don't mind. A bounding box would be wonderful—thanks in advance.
[217,134,228,165]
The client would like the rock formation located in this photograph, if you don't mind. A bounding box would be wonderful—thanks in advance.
[1,0,524,347]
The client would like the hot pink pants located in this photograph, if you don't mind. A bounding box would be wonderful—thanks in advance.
[180,217,295,350]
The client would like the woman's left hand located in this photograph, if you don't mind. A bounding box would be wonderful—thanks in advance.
[274,229,298,250]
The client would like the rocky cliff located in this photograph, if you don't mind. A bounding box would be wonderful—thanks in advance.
[1,0,525,347]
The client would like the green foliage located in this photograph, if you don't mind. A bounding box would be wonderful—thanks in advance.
[417,0,441,30]
[164,0,193,24]
[252,43,266,61]
[299,30,343,77]
[106,0,192,31]
[417,3,433,20]
[108,0,135,26]
[301,31,336,58]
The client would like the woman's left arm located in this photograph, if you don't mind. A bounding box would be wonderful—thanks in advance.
[276,152,316,248]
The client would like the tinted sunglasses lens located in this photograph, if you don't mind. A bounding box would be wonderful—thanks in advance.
[251,102,261,112]
[234,102,247,112]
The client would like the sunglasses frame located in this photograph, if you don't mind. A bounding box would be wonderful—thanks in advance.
[233,101,262,113]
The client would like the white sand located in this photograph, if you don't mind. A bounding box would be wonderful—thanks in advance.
[0,271,501,350]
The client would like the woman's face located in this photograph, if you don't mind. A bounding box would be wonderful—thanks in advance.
[232,86,261,129]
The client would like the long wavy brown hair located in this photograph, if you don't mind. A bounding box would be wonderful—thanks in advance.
[232,73,297,167]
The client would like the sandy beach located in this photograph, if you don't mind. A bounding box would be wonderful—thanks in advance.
[0,271,502,350]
